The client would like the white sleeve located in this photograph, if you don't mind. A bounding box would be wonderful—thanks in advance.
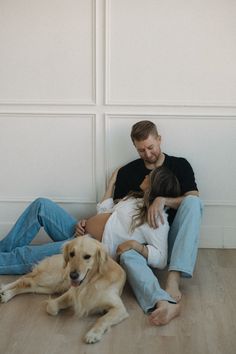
[96,198,114,214]
[146,244,167,269]
[144,212,169,269]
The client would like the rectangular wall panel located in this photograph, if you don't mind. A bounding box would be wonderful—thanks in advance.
[0,0,96,105]
[106,0,236,106]
[0,114,96,202]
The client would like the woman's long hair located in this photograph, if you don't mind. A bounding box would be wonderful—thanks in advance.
[128,166,181,231]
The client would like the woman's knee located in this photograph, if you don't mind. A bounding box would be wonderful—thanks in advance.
[29,198,57,218]
[32,197,54,209]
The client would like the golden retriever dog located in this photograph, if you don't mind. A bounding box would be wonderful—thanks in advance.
[0,236,128,343]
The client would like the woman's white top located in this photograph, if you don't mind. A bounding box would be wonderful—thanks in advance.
[97,197,169,269]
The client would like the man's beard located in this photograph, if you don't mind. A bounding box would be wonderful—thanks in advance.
[144,155,159,164]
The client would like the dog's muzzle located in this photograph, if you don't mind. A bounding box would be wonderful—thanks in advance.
[70,270,89,287]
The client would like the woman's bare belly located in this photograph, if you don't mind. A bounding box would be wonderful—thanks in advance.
[85,213,112,241]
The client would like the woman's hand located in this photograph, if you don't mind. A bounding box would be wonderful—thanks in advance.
[116,240,137,256]
[75,219,87,237]
[116,240,148,258]
[147,197,166,228]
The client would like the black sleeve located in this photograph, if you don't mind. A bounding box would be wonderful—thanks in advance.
[177,158,198,194]
[114,168,130,199]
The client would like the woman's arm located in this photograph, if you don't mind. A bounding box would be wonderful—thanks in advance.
[100,168,120,203]
[116,211,169,267]
[116,240,148,258]
[116,239,167,269]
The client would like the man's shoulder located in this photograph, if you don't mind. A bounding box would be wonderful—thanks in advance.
[119,158,145,174]
[164,154,190,167]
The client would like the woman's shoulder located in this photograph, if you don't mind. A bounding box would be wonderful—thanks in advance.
[118,196,143,207]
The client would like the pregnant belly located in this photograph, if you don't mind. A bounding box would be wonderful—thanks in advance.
[85,213,112,240]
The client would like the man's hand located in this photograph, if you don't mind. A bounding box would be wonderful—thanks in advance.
[147,197,166,228]
[75,219,87,237]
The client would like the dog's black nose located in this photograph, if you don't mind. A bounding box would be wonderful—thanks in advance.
[70,271,79,280]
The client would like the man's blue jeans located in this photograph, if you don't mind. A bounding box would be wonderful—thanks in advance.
[120,196,203,313]
[0,198,77,274]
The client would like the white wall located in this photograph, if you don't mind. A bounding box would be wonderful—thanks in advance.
[0,0,236,248]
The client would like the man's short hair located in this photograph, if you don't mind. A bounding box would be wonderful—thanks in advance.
[130,120,159,143]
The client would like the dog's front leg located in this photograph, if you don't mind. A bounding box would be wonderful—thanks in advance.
[46,288,74,316]
[85,301,129,343]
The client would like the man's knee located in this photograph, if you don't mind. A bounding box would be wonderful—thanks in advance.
[181,195,203,214]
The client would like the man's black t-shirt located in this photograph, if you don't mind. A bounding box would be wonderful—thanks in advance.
[114,153,198,224]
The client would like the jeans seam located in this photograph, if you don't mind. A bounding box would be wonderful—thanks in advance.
[168,265,192,276]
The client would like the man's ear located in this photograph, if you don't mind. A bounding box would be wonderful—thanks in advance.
[63,242,70,268]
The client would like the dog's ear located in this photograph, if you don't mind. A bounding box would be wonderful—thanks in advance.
[63,242,70,268]
[96,245,108,274]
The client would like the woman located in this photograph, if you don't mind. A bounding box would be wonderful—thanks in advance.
[76,166,180,270]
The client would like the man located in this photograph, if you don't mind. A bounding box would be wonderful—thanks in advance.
[114,120,203,325]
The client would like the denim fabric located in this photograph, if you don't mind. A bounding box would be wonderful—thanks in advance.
[120,249,176,313]
[120,196,203,313]
[0,198,77,274]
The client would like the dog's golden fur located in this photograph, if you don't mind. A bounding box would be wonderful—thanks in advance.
[0,236,128,343]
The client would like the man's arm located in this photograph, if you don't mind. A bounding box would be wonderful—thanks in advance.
[113,168,130,200]
[100,168,119,203]
[148,190,199,228]
[164,190,199,210]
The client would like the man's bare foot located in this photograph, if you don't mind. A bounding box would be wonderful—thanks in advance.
[149,301,180,326]
[165,271,182,302]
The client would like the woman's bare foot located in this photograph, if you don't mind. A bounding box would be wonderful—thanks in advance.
[165,271,182,302]
[149,301,180,326]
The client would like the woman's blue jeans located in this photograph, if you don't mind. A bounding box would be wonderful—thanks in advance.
[0,198,77,274]
[120,195,203,313]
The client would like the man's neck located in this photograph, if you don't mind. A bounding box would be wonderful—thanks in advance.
[144,152,165,170]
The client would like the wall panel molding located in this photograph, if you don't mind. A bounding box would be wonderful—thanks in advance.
[1,1,236,249]
[0,0,97,106]
[105,0,236,107]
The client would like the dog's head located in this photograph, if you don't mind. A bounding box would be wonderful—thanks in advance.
[63,235,108,287]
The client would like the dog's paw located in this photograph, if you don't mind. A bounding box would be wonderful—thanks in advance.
[46,300,59,316]
[84,328,105,344]
[0,290,13,303]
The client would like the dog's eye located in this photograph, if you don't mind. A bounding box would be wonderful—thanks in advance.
[69,251,75,258]
[83,254,91,260]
